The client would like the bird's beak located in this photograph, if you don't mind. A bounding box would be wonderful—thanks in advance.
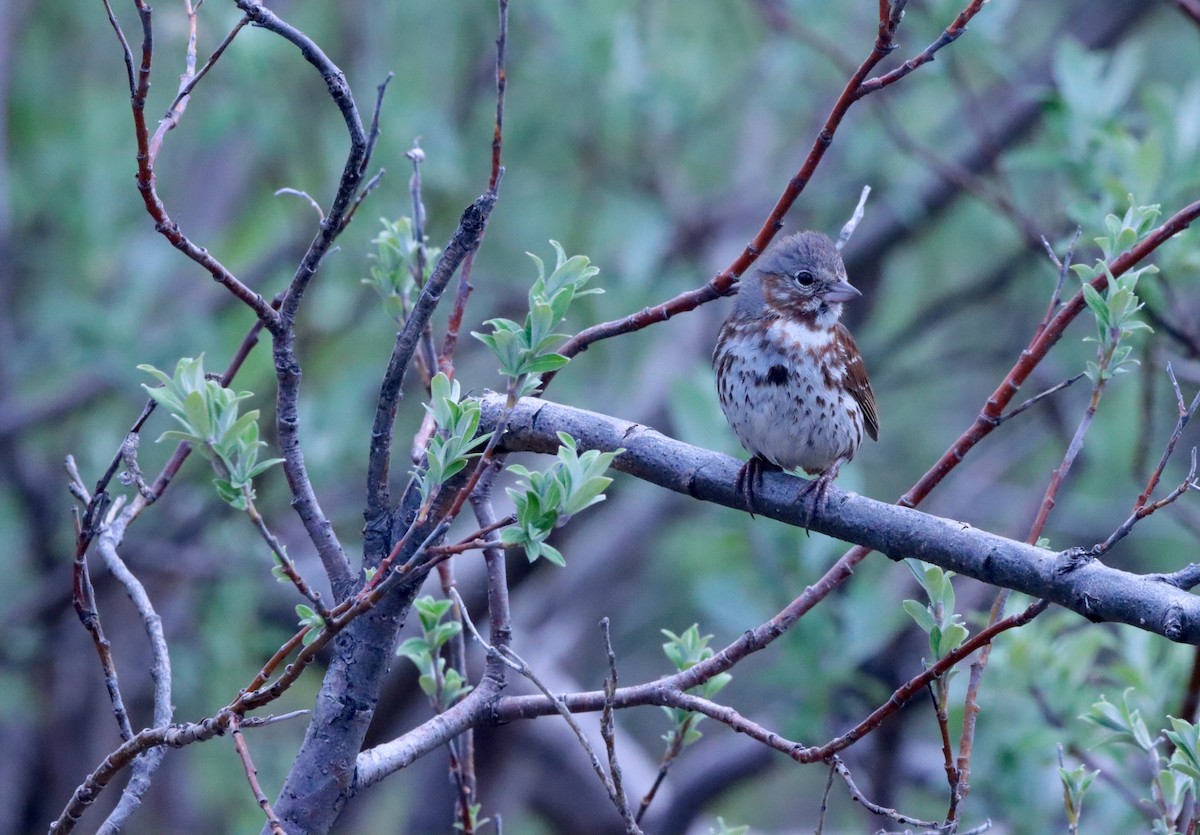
[822,279,862,304]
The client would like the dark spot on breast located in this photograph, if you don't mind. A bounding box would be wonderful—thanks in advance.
[766,364,788,386]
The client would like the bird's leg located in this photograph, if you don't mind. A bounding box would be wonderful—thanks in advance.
[735,456,779,517]
[796,458,845,529]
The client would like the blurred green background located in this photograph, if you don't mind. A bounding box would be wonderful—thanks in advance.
[6,1,1200,832]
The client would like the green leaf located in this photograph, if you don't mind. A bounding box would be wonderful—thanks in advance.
[903,599,936,633]
[523,353,570,374]
[535,542,566,567]
[396,637,432,662]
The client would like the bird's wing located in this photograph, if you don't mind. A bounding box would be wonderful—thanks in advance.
[835,323,879,441]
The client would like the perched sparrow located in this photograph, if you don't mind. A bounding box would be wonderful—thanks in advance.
[713,231,878,519]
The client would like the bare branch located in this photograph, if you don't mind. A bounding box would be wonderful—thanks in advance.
[994,374,1086,426]
[831,756,943,830]
[231,715,287,835]
[599,618,639,833]
[274,188,325,224]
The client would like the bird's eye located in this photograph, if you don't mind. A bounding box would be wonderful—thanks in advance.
[793,270,815,286]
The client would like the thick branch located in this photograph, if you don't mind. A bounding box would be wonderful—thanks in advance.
[480,394,1200,644]
[365,191,498,519]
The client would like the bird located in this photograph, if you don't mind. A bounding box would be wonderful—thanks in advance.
[713,230,878,521]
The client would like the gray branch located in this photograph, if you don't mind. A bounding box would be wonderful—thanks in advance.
[479,393,1200,644]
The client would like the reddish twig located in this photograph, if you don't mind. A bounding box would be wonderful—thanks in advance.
[546,0,989,382]
[490,0,509,191]
[1136,364,1200,511]
[246,501,329,620]
[1101,448,1200,555]
[438,248,476,376]
[900,198,1200,510]
[931,684,959,815]
[807,599,1049,762]
[231,715,286,835]
[855,0,987,97]
[104,0,279,327]
[428,522,517,557]
[152,9,250,160]
[163,14,249,121]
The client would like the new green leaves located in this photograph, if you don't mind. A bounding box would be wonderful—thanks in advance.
[417,373,492,507]
[658,625,732,748]
[1081,690,1200,834]
[501,432,622,566]
[1058,761,1098,833]
[473,241,601,396]
[395,596,472,710]
[363,216,442,321]
[902,560,969,662]
[1071,200,1158,383]
[139,355,282,510]
[295,604,326,647]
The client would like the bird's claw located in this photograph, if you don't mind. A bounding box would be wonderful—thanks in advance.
[735,457,778,518]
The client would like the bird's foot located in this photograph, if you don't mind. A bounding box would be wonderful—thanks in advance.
[735,457,780,517]
[796,460,844,529]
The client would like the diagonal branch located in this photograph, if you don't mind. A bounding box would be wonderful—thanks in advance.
[548,0,988,379]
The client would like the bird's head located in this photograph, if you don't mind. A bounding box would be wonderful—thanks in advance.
[738,231,861,327]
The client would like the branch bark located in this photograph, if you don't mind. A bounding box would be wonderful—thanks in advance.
[480,394,1200,644]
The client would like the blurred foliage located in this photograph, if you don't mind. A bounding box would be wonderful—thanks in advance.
[7,0,1200,833]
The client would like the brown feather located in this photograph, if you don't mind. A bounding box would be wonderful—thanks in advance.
[834,323,878,441]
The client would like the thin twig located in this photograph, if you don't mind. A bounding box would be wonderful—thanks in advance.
[231,715,286,835]
[406,142,440,387]
[246,500,329,620]
[546,0,985,383]
[490,0,509,191]
[1039,227,1082,332]
[929,683,959,816]
[830,756,943,830]
[1100,448,1200,555]
[994,374,1086,426]
[814,761,836,835]
[365,190,498,519]
[1136,364,1200,511]
[1176,0,1200,28]
[274,188,325,223]
[153,12,251,158]
[438,563,476,833]
[452,591,638,832]
[808,599,1049,762]
[599,618,639,833]
[165,14,249,116]
[358,73,393,179]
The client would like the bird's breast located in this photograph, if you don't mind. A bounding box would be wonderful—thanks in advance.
[715,317,865,473]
